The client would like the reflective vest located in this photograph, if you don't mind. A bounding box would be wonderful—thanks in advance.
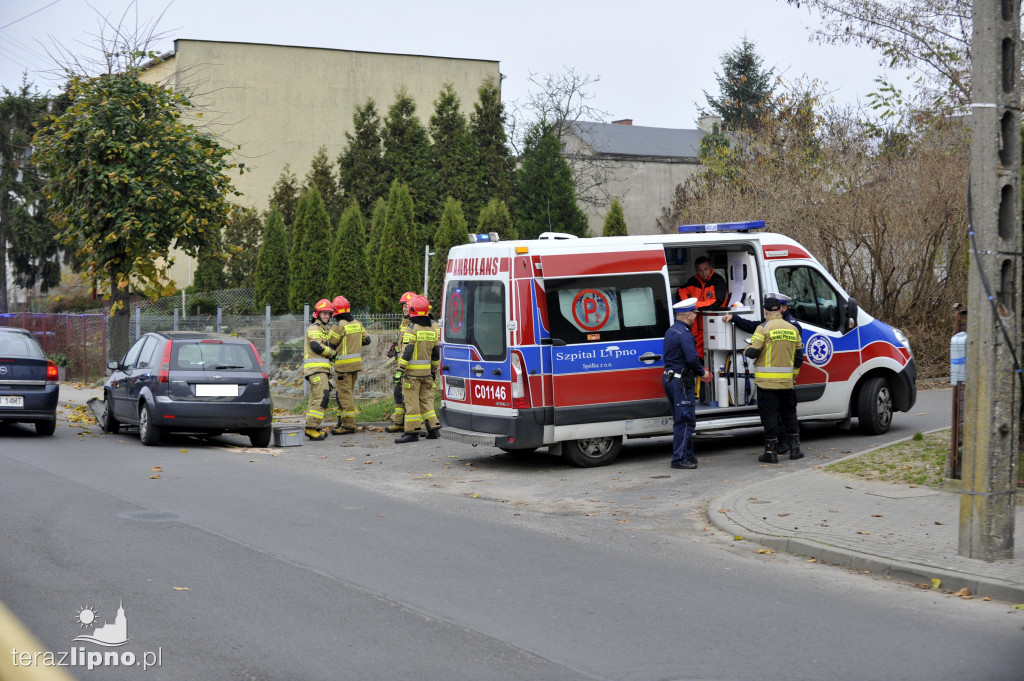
[749,313,802,389]
[398,320,440,377]
[328,319,369,373]
[303,319,333,377]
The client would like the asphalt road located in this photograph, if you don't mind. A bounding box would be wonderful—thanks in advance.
[1,387,1022,681]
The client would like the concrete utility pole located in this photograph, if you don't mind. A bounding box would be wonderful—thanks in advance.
[961,0,1021,560]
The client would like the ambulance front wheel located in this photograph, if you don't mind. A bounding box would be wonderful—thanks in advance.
[857,376,893,435]
[561,436,623,467]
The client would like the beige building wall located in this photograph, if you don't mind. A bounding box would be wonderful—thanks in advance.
[581,159,703,236]
[142,40,500,289]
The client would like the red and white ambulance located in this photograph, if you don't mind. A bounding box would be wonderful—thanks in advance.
[438,222,917,467]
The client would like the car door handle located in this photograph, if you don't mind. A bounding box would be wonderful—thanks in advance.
[639,352,662,364]
[471,365,484,377]
[491,369,502,376]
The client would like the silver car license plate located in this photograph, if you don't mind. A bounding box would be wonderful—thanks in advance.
[0,395,25,407]
[195,384,238,397]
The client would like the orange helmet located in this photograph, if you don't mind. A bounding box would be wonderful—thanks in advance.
[399,291,416,304]
[408,295,430,317]
[313,298,334,319]
[332,295,350,314]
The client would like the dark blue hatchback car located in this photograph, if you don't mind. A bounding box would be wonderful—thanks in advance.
[102,331,273,447]
[0,327,60,435]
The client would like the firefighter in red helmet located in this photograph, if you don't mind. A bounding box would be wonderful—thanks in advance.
[303,298,336,440]
[386,291,418,433]
[326,295,370,434]
[394,295,441,443]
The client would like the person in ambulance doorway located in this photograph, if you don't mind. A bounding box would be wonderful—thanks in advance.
[394,295,442,444]
[677,256,728,361]
[386,291,417,434]
[303,298,337,441]
[663,297,714,469]
[745,293,804,464]
[327,295,371,435]
[723,292,803,458]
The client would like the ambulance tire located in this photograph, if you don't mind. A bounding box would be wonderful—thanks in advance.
[498,446,537,455]
[856,376,893,435]
[561,436,623,467]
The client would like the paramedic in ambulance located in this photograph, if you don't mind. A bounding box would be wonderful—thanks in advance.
[744,293,804,464]
[677,256,728,359]
[663,297,714,470]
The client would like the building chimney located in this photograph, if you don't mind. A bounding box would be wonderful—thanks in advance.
[612,119,633,126]
[697,115,722,133]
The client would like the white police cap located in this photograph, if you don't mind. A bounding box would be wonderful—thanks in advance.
[673,297,698,312]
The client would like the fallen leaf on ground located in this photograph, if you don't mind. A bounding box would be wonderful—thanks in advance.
[172,587,188,591]
[931,578,942,589]
[149,475,161,479]
[733,535,743,541]
[152,466,163,472]
[871,514,883,518]
[756,548,774,554]
[857,531,870,535]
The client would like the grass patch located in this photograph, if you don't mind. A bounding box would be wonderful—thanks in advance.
[827,430,953,490]
[287,392,441,423]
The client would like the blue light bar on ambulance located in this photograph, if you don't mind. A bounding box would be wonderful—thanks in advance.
[677,220,766,233]
[468,232,500,243]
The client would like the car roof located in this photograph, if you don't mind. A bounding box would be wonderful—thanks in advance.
[146,331,251,343]
[0,327,35,338]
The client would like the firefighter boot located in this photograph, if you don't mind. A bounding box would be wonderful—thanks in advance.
[304,427,326,441]
[394,431,419,444]
[789,434,803,460]
[385,424,404,433]
[426,427,441,440]
[758,439,779,464]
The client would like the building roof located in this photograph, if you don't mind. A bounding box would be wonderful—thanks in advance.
[570,121,705,160]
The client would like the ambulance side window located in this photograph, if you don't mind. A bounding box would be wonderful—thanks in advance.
[443,280,506,361]
[546,274,669,343]
[775,266,841,331]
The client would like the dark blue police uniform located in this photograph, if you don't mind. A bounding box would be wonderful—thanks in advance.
[663,316,706,468]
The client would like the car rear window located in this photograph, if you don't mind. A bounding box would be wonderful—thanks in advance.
[172,342,257,371]
[0,334,43,358]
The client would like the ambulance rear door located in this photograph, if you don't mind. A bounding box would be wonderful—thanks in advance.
[539,247,671,432]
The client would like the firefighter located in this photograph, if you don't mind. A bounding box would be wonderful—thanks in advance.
[745,293,804,463]
[327,295,370,435]
[394,295,441,443]
[677,256,728,360]
[303,298,337,441]
[385,291,417,433]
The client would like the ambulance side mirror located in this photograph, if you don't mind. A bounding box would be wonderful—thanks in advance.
[844,297,859,333]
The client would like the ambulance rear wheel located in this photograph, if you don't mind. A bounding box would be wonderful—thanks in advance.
[561,436,622,467]
[857,376,892,435]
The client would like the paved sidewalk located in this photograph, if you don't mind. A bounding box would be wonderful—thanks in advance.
[711,465,1024,603]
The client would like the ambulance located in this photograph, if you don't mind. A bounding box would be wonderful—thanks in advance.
[437,221,917,467]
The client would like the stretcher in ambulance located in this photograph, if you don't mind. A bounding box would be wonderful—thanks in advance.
[438,221,917,467]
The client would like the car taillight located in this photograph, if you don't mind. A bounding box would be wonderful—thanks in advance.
[511,351,531,409]
[158,340,173,383]
[249,341,269,382]
[45,360,59,382]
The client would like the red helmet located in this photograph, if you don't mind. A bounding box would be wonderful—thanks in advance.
[313,298,334,318]
[408,295,430,317]
[399,291,416,304]
[332,295,350,314]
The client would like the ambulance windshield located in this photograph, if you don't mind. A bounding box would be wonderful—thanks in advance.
[443,280,506,360]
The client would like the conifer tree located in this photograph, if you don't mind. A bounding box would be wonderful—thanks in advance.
[223,205,263,288]
[469,76,514,214]
[429,84,473,217]
[328,201,370,311]
[287,189,311,309]
[513,122,589,239]
[268,165,300,237]
[365,197,387,307]
[476,198,517,240]
[430,197,470,304]
[254,209,290,313]
[191,234,228,292]
[374,181,420,312]
[337,99,386,217]
[304,147,343,225]
[702,38,776,131]
[382,90,435,230]
[289,187,331,312]
[602,198,628,236]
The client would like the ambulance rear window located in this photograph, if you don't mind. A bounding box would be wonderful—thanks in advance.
[545,274,669,343]
[442,280,506,361]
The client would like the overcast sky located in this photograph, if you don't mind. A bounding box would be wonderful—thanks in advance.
[0,0,911,129]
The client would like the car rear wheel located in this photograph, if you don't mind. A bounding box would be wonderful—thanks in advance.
[34,419,56,436]
[138,403,161,446]
[560,436,622,467]
[100,397,120,434]
[248,426,272,448]
[857,376,893,435]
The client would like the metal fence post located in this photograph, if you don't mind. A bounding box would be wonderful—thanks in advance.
[135,306,141,341]
[265,305,271,373]
[173,308,179,331]
[216,307,222,334]
[302,304,309,398]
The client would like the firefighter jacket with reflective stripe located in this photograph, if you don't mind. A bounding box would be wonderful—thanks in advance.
[398,320,440,377]
[328,319,369,373]
[303,319,334,377]
[392,317,411,365]
[745,312,804,389]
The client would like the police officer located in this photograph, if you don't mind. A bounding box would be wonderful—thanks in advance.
[723,292,803,457]
[394,295,441,443]
[663,297,713,469]
[303,298,337,441]
[327,295,370,435]
[386,291,417,434]
[745,293,804,463]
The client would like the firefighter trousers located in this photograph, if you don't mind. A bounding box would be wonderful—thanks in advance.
[403,375,438,433]
[334,371,359,427]
[305,372,332,429]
